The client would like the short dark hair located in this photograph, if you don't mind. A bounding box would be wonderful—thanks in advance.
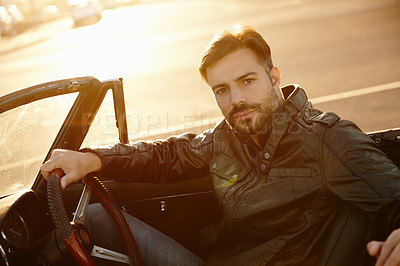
[199,24,273,82]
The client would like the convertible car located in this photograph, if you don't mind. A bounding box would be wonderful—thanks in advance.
[0,77,399,265]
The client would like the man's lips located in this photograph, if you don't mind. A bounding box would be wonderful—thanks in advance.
[234,109,255,120]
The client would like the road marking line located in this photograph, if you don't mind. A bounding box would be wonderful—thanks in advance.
[311,81,400,104]
[131,81,400,138]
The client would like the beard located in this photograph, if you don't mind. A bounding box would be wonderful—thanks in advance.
[226,90,280,135]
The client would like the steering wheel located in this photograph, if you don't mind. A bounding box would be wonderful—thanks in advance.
[46,169,141,265]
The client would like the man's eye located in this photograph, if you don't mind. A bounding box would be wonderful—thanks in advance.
[243,79,254,85]
[215,88,228,95]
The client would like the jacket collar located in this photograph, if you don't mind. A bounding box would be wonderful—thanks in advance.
[281,84,308,115]
[258,84,309,149]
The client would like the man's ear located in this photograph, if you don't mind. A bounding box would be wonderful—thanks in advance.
[271,67,284,103]
[270,67,281,87]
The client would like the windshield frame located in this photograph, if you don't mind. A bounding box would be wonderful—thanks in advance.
[0,76,128,198]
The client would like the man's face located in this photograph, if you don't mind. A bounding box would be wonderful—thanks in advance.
[206,49,282,135]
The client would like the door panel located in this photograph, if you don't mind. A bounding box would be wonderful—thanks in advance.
[62,175,220,256]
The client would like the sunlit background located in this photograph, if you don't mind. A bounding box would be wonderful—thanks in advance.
[0,0,399,140]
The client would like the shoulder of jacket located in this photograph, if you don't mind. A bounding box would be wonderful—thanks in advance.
[322,119,390,171]
[310,111,341,127]
[324,119,368,142]
[321,120,382,162]
[300,103,340,128]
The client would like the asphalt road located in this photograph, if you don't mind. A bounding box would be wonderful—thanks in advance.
[0,0,399,139]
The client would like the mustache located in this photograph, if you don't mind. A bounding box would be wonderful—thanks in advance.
[229,103,262,119]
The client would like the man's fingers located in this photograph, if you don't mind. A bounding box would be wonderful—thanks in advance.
[59,171,84,189]
[50,149,64,157]
[40,160,56,180]
[40,149,69,180]
[374,229,400,266]
[40,156,63,180]
[60,175,71,190]
[384,242,400,266]
[367,241,383,257]
[40,149,97,188]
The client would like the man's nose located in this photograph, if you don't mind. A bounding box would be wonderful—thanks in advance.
[231,87,246,105]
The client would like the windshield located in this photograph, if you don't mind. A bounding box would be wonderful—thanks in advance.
[0,93,77,197]
[82,90,119,147]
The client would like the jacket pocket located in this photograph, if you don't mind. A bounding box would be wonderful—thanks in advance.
[262,167,319,202]
[268,168,312,181]
[211,155,249,188]
[245,168,318,211]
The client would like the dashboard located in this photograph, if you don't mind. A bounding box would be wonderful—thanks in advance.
[0,190,54,265]
[1,210,29,250]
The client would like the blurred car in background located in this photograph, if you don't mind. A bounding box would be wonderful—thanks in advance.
[0,5,12,37]
[0,4,24,37]
[68,0,103,26]
[40,5,61,23]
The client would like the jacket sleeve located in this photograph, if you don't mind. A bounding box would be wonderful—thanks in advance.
[86,130,214,183]
[322,119,400,232]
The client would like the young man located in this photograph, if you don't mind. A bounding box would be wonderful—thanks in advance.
[41,24,400,265]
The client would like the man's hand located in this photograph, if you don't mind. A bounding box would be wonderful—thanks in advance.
[40,149,102,189]
[367,228,400,266]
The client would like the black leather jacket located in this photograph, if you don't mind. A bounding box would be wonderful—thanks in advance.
[93,85,400,265]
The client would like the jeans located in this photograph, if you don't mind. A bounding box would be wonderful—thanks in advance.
[85,203,203,266]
